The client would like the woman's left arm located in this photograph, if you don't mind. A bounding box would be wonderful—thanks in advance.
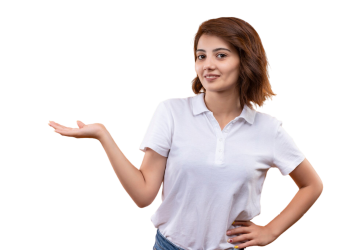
[227,158,323,248]
[265,157,323,237]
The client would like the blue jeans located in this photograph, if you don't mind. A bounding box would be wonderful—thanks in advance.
[153,228,185,250]
[153,228,245,250]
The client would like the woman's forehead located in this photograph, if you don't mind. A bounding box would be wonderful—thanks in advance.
[197,35,237,54]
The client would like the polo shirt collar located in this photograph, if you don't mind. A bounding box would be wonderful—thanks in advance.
[192,92,256,125]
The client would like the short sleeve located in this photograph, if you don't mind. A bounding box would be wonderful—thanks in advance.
[272,121,305,176]
[139,101,173,157]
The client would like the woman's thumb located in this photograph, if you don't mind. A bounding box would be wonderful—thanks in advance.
[77,120,85,128]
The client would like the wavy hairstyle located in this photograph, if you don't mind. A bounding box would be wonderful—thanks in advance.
[192,17,276,109]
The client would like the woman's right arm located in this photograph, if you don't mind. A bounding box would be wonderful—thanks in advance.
[98,126,167,208]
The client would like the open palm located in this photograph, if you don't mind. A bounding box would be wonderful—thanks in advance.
[48,120,105,139]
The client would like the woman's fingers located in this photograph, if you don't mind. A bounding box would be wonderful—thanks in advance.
[54,127,80,137]
[47,120,55,127]
[49,121,71,130]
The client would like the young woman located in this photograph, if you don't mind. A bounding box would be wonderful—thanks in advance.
[48,17,323,250]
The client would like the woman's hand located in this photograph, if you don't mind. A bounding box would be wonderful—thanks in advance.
[48,120,105,140]
[226,220,278,249]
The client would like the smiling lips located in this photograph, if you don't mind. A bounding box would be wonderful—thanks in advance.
[205,74,220,77]
[205,75,220,81]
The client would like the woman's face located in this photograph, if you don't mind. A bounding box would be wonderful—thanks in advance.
[195,34,241,93]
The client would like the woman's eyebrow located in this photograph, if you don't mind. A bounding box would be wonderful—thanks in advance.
[196,48,231,53]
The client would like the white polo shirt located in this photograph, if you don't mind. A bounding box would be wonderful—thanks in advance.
[139,92,305,250]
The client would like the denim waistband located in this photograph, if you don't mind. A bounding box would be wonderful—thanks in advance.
[152,229,237,250]
[155,228,186,250]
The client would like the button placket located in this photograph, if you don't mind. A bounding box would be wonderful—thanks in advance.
[216,130,227,165]
[205,112,232,166]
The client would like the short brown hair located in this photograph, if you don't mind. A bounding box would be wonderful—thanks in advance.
[192,17,276,109]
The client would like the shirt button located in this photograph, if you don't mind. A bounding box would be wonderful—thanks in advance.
[219,149,222,152]
[219,138,223,141]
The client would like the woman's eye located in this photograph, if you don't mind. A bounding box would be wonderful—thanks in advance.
[197,54,227,60]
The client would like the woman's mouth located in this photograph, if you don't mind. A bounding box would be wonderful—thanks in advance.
[205,75,220,81]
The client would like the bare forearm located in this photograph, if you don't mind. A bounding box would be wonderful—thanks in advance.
[98,127,147,208]
[265,184,323,238]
